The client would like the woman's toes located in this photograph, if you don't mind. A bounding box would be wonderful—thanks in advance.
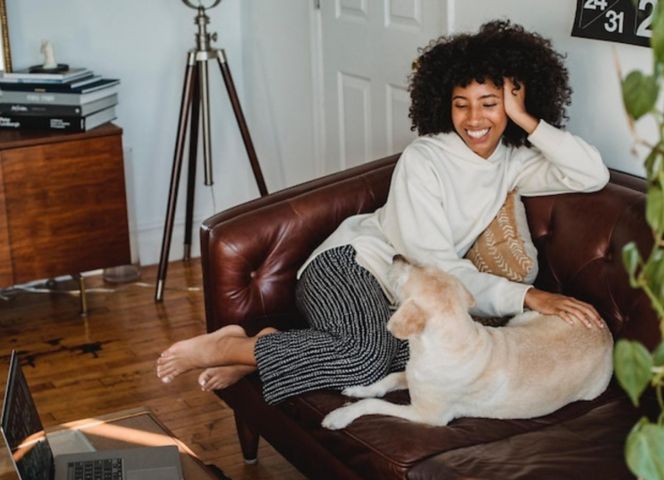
[198,368,221,391]
[198,371,211,388]
[206,379,223,391]
[197,366,254,392]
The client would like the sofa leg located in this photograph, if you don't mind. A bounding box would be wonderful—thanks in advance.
[234,413,259,464]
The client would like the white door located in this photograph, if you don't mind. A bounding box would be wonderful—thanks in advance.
[315,0,448,174]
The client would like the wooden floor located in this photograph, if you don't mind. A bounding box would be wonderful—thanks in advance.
[0,261,304,480]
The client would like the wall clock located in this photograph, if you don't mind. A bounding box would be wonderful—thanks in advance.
[571,0,655,47]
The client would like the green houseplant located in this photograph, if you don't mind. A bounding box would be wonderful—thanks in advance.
[616,2,664,478]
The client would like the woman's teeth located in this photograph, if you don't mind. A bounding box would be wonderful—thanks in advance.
[466,128,489,139]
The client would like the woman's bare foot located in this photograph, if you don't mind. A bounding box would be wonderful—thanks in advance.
[198,365,256,391]
[196,327,278,391]
[157,324,247,383]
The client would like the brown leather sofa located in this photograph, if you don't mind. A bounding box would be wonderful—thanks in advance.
[201,154,659,479]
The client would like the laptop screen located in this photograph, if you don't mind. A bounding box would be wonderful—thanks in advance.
[1,351,53,480]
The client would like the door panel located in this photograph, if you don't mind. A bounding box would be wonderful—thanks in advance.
[338,72,372,169]
[319,0,447,174]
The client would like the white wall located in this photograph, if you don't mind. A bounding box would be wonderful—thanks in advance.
[453,0,653,176]
[242,0,653,186]
[7,0,653,267]
[240,0,318,189]
[7,0,259,266]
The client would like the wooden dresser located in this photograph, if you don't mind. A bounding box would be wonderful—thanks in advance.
[0,124,130,288]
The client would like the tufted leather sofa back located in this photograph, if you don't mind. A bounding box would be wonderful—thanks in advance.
[201,155,398,336]
[201,155,659,348]
[524,182,657,347]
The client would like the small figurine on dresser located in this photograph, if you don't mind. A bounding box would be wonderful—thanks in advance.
[38,40,60,71]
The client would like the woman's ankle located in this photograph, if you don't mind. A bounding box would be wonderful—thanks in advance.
[257,327,279,337]
[219,334,259,367]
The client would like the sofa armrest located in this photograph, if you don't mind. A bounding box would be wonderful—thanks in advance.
[524,180,659,348]
[200,154,399,335]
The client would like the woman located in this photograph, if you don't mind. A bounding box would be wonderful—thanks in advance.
[156,20,609,404]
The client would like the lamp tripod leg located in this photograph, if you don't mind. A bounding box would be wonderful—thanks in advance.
[183,66,201,262]
[155,53,197,302]
[216,49,268,197]
[200,59,214,186]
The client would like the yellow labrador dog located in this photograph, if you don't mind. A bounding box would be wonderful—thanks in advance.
[322,256,613,430]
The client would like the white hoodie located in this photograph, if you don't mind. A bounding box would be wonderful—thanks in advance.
[298,121,609,317]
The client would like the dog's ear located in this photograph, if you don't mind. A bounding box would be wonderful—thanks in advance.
[387,299,426,339]
[389,256,413,301]
[458,283,476,309]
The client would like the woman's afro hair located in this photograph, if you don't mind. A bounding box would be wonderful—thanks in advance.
[408,20,571,147]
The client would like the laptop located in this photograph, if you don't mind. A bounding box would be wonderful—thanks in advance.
[1,351,184,480]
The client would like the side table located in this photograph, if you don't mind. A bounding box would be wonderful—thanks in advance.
[47,407,223,480]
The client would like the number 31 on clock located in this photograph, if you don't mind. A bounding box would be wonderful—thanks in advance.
[573,0,655,47]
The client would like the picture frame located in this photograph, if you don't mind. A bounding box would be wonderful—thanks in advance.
[0,0,12,72]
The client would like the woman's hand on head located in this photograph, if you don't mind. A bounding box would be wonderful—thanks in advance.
[502,77,539,135]
[524,287,605,329]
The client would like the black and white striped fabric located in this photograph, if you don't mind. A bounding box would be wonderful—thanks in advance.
[255,245,409,404]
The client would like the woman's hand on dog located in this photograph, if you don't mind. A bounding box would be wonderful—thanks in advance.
[524,288,605,329]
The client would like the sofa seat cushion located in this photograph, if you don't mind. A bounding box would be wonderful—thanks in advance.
[268,378,652,480]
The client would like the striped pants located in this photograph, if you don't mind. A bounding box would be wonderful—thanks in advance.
[255,245,409,404]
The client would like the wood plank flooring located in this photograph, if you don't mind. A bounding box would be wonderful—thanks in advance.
[0,261,305,479]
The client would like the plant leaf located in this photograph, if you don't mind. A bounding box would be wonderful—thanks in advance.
[623,242,642,288]
[645,147,663,182]
[625,420,664,480]
[645,249,664,300]
[622,71,659,120]
[646,184,664,231]
[653,0,664,64]
[614,340,653,406]
[653,341,664,367]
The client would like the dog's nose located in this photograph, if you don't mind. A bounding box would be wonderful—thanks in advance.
[393,254,406,264]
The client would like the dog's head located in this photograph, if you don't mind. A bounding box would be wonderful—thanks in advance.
[387,255,475,339]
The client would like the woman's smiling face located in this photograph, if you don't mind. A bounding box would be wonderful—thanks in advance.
[451,80,508,159]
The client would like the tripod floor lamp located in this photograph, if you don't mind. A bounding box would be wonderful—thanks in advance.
[155,0,268,302]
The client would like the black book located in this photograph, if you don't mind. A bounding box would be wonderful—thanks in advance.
[0,78,119,94]
[0,94,118,117]
[0,106,117,132]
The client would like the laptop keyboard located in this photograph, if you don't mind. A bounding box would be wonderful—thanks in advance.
[68,458,124,480]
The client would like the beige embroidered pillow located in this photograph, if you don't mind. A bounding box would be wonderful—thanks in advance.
[465,190,538,284]
[465,191,538,327]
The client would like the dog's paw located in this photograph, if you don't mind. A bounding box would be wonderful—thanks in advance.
[342,385,380,398]
[321,406,357,430]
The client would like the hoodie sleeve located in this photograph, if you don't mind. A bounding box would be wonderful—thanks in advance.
[512,121,609,195]
[379,144,532,317]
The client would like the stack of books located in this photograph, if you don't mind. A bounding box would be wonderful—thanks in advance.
[0,67,119,132]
